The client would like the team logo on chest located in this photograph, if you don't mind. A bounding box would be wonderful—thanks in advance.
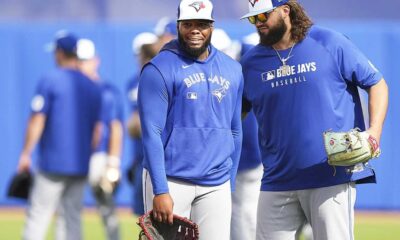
[261,61,317,88]
[212,87,227,103]
[183,72,231,103]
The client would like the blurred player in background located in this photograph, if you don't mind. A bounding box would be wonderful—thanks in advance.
[153,17,178,50]
[126,32,158,215]
[126,20,178,216]
[211,29,264,240]
[17,31,102,240]
[240,0,389,239]
[77,38,123,240]
[138,0,243,239]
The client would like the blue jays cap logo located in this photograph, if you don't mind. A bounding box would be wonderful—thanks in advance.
[189,1,206,12]
[248,0,259,7]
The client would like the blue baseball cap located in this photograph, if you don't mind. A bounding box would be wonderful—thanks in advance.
[154,17,178,37]
[45,30,78,54]
[163,21,178,36]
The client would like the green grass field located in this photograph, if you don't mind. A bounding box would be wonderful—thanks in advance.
[1,208,399,240]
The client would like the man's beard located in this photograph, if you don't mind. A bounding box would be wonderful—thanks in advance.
[259,16,287,46]
[178,32,212,58]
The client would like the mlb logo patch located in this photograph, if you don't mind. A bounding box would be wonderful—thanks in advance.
[262,70,276,81]
[187,92,198,100]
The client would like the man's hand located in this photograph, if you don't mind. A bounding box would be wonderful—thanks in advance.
[17,153,31,173]
[153,193,174,225]
[367,126,382,145]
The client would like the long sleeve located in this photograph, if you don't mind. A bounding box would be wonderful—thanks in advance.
[229,77,244,191]
[138,64,170,195]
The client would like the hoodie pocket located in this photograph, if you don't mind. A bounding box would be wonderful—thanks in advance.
[164,127,234,179]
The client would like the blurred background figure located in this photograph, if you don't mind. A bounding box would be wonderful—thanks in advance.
[17,30,102,240]
[77,38,124,240]
[211,29,264,240]
[211,28,241,60]
[153,17,178,49]
[126,31,158,216]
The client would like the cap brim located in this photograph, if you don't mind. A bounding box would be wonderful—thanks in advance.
[177,17,214,22]
[240,7,275,19]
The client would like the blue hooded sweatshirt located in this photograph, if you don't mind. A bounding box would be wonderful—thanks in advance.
[138,40,243,195]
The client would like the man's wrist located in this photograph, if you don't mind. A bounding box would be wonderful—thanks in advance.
[108,155,120,168]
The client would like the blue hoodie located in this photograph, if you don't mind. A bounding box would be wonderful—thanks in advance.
[138,40,243,195]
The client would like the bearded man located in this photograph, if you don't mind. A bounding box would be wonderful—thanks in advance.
[240,0,388,239]
[137,0,244,239]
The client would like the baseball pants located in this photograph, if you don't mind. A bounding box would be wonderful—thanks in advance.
[231,164,263,240]
[143,169,232,240]
[23,171,86,240]
[256,182,356,240]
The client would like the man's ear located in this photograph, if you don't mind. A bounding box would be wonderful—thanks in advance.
[282,5,291,17]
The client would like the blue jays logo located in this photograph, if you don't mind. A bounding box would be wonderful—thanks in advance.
[189,1,206,12]
[249,0,259,7]
[212,87,227,103]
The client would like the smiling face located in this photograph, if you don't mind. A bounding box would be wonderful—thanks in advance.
[178,20,213,59]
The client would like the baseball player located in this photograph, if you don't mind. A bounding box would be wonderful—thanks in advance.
[240,0,389,240]
[153,17,178,50]
[77,38,124,240]
[17,31,102,240]
[138,0,243,239]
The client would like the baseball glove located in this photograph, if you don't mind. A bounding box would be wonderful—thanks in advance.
[323,128,381,167]
[137,210,199,240]
[92,166,120,203]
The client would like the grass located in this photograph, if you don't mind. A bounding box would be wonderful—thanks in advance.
[354,212,400,240]
[0,208,399,240]
[0,208,140,240]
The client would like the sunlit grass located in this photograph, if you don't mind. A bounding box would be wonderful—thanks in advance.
[1,208,399,240]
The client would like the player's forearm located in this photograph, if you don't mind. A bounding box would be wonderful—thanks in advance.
[142,128,169,195]
[367,78,389,143]
[139,101,169,194]
[108,120,124,158]
[21,113,46,155]
[230,94,244,191]
[230,129,243,191]
[91,122,103,150]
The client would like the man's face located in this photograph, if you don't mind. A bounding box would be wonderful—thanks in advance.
[178,20,213,58]
[255,8,288,46]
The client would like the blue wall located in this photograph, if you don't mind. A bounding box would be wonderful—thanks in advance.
[1,20,399,210]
